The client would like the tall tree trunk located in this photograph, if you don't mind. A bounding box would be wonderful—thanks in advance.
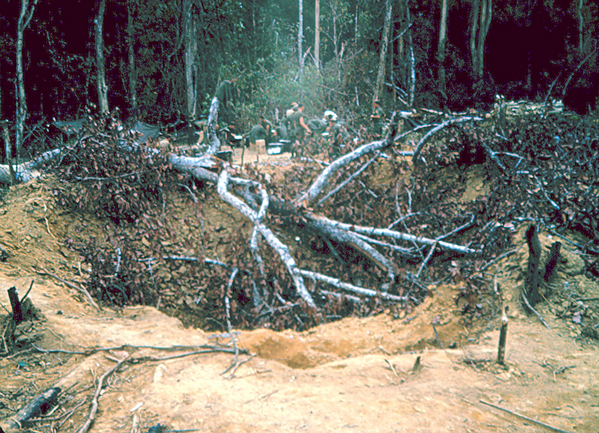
[315,0,320,71]
[127,0,137,110]
[332,2,338,58]
[374,0,393,104]
[354,0,359,46]
[95,0,110,116]
[0,62,3,120]
[477,0,492,80]
[437,0,449,102]
[578,0,584,54]
[183,0,197,121]
[470,0,492,83]
[16,0,39,159]
[298,0,304,79]
[405,0,415,106]
[469,0,480,77]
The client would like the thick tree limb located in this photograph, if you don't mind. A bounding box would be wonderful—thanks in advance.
[297,117,406,205]
[412,116,483,163]
[206,96,220,155]
[168,153,217,180]
[217,169,316,308]
[298,119,435,206]
[307,217,396,281]
[306,214,479,255]
[316,152,380,207]
[0,387,61,432]
[296,137,385,205]
[295,269,406,302]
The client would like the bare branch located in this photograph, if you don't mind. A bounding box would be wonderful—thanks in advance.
[307,216,396,281]
[217,169,316,308]
[316,152,380,207]
[306,214,479,255]
[76,354,130,433]
[297,116,412,205]
[295,269,406,302]
[412,116,484,163]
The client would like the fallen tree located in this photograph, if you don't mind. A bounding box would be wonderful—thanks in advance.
[4,96,599,330]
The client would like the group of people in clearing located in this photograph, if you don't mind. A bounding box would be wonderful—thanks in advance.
[246,100,386,158]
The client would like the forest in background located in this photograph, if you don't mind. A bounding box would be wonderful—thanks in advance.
[0,0,598,160]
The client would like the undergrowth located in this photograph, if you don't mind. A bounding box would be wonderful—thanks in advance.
[47,111,599,331]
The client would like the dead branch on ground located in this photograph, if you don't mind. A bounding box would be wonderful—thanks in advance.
[76,355,130,433]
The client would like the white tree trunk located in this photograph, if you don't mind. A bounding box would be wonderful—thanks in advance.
[16,0,39,158]
[374,0,393,104]
[578,0,584,53]
[298,0,304,78]
[406,0,415,107]
[315,0,320,70]
[477,0,492,81]
[183,0,197,121]
[354,1,358,45]
[470,0,492,82]
[95,0,109,115]
[437,0,449,99]
[127,0,137,109]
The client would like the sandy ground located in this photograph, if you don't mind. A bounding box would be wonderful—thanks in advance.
[0,170,598,433]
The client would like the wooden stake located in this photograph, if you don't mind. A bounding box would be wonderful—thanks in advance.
[7,287,22,325]
[497,305,509,365]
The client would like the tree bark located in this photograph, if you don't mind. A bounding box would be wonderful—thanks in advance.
[127,0,137,110]
[354,0,359,46]
[0,387,61,432]
[331,1,339,58]
[315,0,320,71]
[524,224,542,307]
[477,0,492,81]
[470,0,492,83]
[578,0,584,54]
[374,0,393,104]
[298,0,304,79]
[405,0,415,107]
[469,0,480,79]
[437,0,449,102]
[16,0,39,158]
[183,0,197,121]
[95,0,110,116]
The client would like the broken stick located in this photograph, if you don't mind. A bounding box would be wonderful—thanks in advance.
[497,305,509,365]
[0,387,61,432]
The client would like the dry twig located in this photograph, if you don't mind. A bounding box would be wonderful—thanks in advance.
[479,399,573,433]
[76,355,130,433]
[521,291,551,329]
[35,267,100,311]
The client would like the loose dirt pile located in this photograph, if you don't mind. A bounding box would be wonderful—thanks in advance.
[1,170,598,432]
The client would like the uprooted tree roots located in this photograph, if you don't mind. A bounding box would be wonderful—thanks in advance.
[29,110,599,331]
